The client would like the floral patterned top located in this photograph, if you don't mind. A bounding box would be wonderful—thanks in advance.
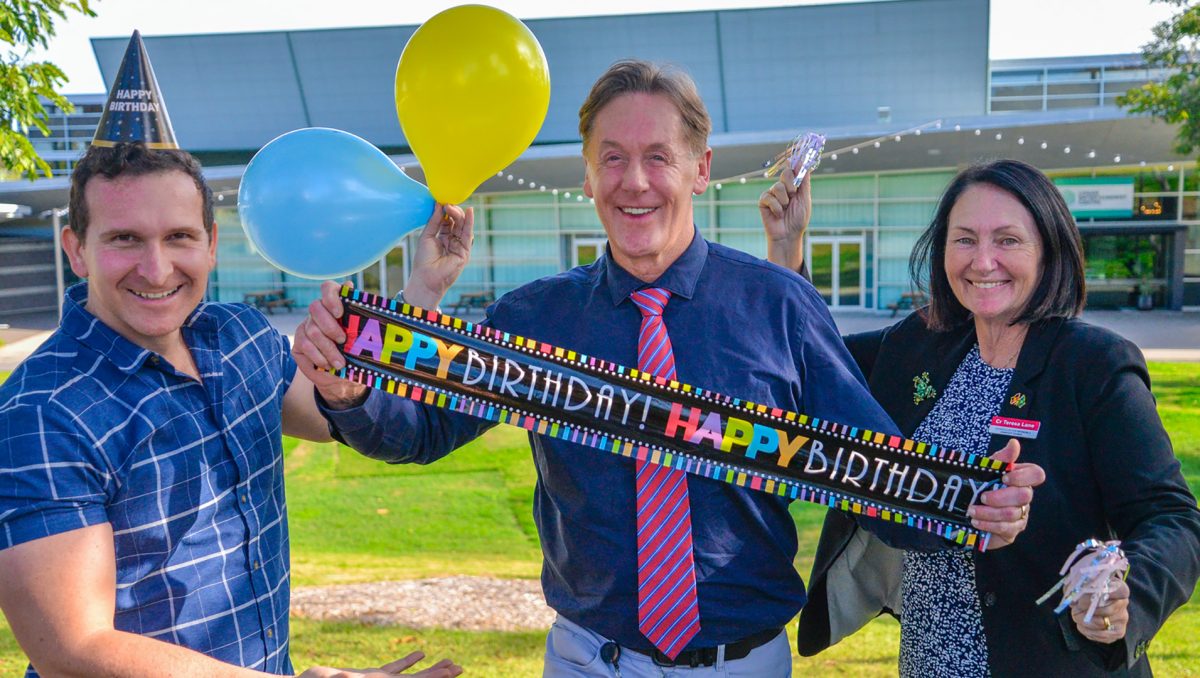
[899,345,1013,678]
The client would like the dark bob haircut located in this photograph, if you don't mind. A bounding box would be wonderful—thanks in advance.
[68,142,214,242]
[910,159,1086,331]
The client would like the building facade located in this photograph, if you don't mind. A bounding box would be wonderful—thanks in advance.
[1,0,1195,315]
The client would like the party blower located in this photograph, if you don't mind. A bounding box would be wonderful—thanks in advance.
[239,5,551,278]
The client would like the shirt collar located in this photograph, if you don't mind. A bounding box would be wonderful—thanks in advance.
[61,282,216,375]
[602,227,708,306]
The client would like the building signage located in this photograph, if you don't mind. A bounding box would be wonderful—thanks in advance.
[1054,177,1135,218]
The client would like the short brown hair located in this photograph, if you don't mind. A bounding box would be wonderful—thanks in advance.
[910,159,1086,331]
[69,142,214,241]
[578,59,712,157]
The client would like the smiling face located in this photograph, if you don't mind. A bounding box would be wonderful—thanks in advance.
[944,183,1044,329]
[63,170,216,355]
[583,92,711,281]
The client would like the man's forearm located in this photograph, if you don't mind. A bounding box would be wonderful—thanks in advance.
[20,627,272,678]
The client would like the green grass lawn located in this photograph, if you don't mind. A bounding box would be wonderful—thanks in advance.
[0,363,1197,676]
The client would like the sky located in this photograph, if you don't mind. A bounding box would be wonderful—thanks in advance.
[31,0,1178,94]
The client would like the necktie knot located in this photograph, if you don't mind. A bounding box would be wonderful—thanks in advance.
[631,287,670,318]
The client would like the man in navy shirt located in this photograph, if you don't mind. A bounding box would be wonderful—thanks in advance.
[0,143,462,678]
[294,60,1035,676]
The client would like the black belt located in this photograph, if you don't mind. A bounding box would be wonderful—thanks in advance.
[628,626,783,668]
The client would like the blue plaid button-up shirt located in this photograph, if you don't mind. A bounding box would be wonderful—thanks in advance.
[0,283,296,675]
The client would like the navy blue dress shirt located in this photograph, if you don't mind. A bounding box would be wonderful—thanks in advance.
[322,230,902,652]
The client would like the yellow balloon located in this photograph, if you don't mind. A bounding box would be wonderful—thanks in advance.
[396,5,551,205]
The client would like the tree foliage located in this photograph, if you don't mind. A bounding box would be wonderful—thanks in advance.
[1,0,95,180]
[1119,0,1200,156]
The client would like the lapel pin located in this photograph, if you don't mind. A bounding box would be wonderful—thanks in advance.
[912,371,938,405]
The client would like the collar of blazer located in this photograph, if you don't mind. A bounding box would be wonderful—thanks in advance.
[870,314,1067,441]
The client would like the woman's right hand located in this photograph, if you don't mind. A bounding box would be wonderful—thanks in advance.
[758,161,811,272]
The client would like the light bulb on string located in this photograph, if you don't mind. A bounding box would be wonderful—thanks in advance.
[995,133,1002,140]
[1114,155,1121,163]
[1064,146,1071,154]
[1017,137,1024,145]
[1041,141,1048,149]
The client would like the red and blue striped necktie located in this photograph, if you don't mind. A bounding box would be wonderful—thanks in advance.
[629,287,699,659]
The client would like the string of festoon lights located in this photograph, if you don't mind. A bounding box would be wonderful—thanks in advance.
[210,122,1181,207]
[490,168,595,203]
[487,117,1181,195]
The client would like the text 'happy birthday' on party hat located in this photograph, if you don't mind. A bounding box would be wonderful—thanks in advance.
[91,30,178,149]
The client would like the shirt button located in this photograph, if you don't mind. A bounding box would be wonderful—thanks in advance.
[253,560,261,570]
[241,494,248,503]
[983,592,997,607]
[266,628,274,639]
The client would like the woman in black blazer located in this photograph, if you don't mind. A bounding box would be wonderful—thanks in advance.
[761,159,1200,676]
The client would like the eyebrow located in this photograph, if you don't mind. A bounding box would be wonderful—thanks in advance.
[948,224,1025,234]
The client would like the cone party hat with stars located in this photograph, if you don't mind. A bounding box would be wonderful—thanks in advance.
[91,30,178,149]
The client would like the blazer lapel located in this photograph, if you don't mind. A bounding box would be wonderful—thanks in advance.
[986,317,1065,455]
[869,320,976,438]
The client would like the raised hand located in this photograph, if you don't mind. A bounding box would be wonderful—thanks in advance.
[758,161,811,272]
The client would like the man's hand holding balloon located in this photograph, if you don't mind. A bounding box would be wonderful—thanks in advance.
[405,203,474,309]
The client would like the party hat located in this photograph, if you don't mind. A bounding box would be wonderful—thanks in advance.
[91,30,178,149]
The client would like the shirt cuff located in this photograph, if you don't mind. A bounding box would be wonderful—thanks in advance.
[315,387,382,446]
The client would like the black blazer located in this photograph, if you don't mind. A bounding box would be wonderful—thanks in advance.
[797,313,1200,676]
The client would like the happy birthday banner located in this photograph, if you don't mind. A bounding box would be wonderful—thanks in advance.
[334,285,1009,550]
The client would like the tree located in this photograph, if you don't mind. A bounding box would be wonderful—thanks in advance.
[1119,0,1200,156]
[1,0,95,180]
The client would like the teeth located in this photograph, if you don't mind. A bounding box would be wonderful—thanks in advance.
[132,287,179,300]
[973,281,1006,289]
[622,207,654,215]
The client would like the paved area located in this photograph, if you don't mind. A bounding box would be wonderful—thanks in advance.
[2,307,1197,372]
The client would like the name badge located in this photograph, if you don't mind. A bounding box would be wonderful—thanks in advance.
[989,415,1041,439]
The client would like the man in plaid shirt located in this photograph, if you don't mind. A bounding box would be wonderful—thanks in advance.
[0,143,464,678]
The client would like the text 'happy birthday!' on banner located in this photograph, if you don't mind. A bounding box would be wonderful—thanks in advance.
[332,285,1010,550]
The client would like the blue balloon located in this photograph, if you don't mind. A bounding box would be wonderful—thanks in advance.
[239,127,435,279]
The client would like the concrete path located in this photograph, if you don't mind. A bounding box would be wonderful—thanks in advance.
[2,307,1197,372]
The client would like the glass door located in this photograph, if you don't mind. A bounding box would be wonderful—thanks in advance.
[361,242,408,299]
[573,237,607,267]
[807,236,864,308]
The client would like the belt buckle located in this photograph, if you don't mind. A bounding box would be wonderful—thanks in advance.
[651,647,717,668]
